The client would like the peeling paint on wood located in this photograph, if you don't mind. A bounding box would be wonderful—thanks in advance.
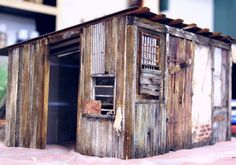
[191,44,212,145]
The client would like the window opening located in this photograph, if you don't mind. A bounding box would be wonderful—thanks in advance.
[93,75,115,115]
[141,33,160,70]
[138,31,162,97]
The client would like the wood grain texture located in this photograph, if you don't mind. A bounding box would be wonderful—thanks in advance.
[132,103,164,158]
[212,47,229,143]
[167,36,193,151]
[18,44,31,147]
[124,24,137,159]
[5,48,19,146]
[5,39,49,149]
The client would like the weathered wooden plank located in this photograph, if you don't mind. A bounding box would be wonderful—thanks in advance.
[212,47,230,143]
[173,37,184,150]
[166,26,231,50]
[141,68,162,75]
[105,18,116,74]
[5,48,19,147]
[140,84,160,91]
[185,39,194,148]
[33,40,45,148]
[113,16,126,158]
[40,39,50,149]
[134,17,166,34]
[166,34,177,151]
[48,28,81,44]
[84,27,92,100]
[140,73,162,85]
[132,103,161,157]
[76,28,85,153]
[18,44,31,148]
[124,25,137,159]
[225,49,231,141]
[167,36,193,150]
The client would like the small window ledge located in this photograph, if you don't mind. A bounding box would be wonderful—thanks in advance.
[82,114,115,120]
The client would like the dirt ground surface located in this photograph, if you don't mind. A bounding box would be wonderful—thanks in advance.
[0,138,236,165]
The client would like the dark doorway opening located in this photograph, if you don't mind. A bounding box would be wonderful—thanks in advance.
[47,53,80,148]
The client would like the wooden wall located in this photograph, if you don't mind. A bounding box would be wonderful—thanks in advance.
[5,39,49,149]
[166,26,231,149]
[212,47,231,143]
[76,16,127,158]
[126,18,167,158]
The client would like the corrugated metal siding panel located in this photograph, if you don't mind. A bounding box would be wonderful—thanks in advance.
[191,44,212,146]
[92,23,105,74]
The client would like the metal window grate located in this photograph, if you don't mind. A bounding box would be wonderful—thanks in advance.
[92,22,105,74]
[141,33,160,70]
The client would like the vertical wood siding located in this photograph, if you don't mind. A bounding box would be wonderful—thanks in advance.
[5,39,49,149]
[212,47,230,143]
[131,25,166,158]
[77,16,127,158]
[191,44,212,146]
[132,103,165,158]
[167,36,193,150]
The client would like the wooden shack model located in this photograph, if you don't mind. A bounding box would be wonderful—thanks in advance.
[0,7,234,159]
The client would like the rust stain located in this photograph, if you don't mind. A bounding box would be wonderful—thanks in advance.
[83,100,101,115]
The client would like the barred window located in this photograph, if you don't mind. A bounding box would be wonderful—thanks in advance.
[138,31,162,97]
[140,33,160,70]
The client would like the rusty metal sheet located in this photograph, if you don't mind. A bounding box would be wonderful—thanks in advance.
[83,100,101,115]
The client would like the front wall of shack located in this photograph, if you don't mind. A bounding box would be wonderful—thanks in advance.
[76,16,127,158]
[126,17,168,158]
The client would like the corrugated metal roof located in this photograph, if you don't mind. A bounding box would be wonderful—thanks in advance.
[0,6,235,55]
[129,7,235,43]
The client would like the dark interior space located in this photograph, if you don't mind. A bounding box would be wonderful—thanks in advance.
[47,54,80,147]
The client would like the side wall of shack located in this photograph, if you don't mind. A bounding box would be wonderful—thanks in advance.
[5,39,50,149]
[166,26,231,148]
[76,16,127,158]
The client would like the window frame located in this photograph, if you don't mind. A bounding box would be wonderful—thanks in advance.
[136,28,163,99]
[89,74,116,117]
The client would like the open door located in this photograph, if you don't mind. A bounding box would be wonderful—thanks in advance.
[47,34,80,148]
